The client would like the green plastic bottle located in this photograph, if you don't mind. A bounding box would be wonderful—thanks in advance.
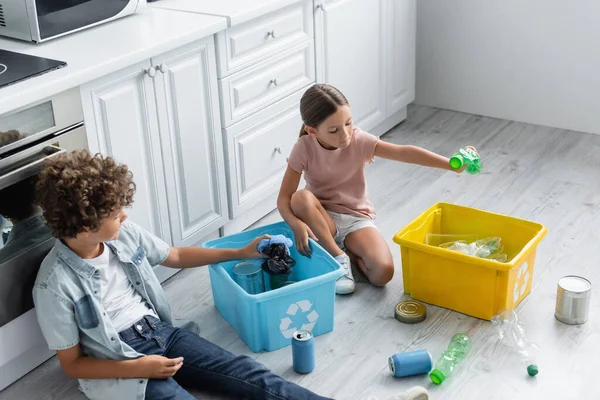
[449,147,482,175]
[430,333,472,385]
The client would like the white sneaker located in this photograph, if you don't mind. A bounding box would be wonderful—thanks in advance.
[334,253,355,294]
[389,386,429,400]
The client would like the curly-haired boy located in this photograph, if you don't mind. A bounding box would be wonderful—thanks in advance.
[33,150,331,400]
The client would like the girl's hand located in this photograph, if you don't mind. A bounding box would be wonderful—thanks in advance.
[238,234,270,259]
[291,221,318,258]
[453,146,478,173]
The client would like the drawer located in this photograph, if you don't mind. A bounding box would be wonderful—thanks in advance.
[224,89,304,217]
[220,40,315,127]
[216,0,313,77]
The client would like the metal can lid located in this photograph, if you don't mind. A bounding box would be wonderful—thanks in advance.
[232,261,262,276]
[293,330,313,341]
[558,275,591,293]
[394,300,426,324]
[388,356,395,375]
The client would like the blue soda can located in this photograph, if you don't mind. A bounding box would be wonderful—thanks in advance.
[388,349,432,378]
[292,330,315,374]
[2,226,11,245]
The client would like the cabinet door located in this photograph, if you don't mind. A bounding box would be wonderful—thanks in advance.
[386,0,416,116]
[315,0,387,132]
[81,62,171,244]
[152,38,228,247]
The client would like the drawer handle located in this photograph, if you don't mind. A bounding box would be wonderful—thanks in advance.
[267,29,277,39]
[274,146,283,154]
[269,78,279,87]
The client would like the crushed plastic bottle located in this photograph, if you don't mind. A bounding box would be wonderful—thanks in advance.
[449,146,482,175]
[491,309,540,377]
[439,237,508,262]
[430,333,472,385]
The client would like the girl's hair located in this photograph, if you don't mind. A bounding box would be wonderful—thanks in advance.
[299,84,349,137]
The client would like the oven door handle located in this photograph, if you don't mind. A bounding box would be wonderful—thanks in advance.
[0,145,66,191]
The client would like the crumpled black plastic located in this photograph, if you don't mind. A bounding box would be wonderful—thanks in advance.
[260,243,296,275]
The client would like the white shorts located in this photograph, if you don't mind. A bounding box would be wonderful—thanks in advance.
[326,210,378,250]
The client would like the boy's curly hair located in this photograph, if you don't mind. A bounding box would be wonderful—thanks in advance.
[36,150,136,238]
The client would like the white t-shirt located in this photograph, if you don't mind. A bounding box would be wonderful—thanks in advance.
[86,243,157,332]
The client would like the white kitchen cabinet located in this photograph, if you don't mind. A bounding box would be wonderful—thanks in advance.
[314,0,387,132]
[152,40,228,248]
[386,0,416,117]
[315,0,416,133]
[215,0,314,77]
[81,37,227,277]
[224,89,304,218]
[81,61,172,243]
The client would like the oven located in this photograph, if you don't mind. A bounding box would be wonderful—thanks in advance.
[0,87,88,391]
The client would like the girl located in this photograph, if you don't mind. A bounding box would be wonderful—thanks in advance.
[277,84,467,294]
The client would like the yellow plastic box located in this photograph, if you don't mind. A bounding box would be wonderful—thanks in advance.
[393,203,547,320]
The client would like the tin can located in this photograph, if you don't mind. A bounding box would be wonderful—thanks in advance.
[394,300,427,324]
[232,261,265,295]
[2,226,12,245]
[388,349,433,378]
[555,275,591,325]
[292,330,315,374]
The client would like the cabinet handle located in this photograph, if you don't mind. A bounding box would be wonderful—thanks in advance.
[269,78,278,87]
[267,29,277,39]
[144,67,156,78]
[316,4,327,12]
[274,146,283,154]
[156,63,168,74]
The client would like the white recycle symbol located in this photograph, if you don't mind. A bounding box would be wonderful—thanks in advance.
[279,300,319,339]
[513,261,530,303]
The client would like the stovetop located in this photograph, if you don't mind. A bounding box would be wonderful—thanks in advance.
[0,50,67,89]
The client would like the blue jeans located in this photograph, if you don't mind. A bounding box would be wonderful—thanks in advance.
[119,316,332,400]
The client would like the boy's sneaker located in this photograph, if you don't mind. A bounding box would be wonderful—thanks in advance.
[389,386,429,400]
[334,253,355,294]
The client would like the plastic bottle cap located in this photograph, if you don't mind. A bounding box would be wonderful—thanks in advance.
[449,156,463,169]
[430,369,446,385]
[527,364,539,377]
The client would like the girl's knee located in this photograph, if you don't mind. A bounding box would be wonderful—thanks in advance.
[369,260,394,287]
[290,190,316,216]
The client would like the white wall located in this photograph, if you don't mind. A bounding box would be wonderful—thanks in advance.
[415,0,600,135]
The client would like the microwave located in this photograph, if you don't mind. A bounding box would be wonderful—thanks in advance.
[0,0,146,43]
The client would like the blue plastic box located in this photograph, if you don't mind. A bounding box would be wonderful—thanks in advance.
[203,222,344,352]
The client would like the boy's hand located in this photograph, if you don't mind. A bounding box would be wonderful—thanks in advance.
[237,234,270,260]
[136,355,183,379]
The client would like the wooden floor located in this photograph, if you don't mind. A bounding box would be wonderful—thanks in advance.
[2,105,599,400]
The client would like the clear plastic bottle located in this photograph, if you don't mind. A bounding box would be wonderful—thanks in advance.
[430,333,472,384]
[449,147,482,175]
[491,309,539,377]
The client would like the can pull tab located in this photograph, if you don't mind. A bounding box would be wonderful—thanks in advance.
[295,331,310,340]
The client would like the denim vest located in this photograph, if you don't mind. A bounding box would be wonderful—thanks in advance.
[33,221,197,400]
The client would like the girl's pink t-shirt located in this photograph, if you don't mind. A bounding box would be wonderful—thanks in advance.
[287,127,379,219]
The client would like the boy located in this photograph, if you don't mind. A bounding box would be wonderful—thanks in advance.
[33,150,331,400]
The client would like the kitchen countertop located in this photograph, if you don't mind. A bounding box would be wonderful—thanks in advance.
[149,0,303,27]
[0,7,227,116]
